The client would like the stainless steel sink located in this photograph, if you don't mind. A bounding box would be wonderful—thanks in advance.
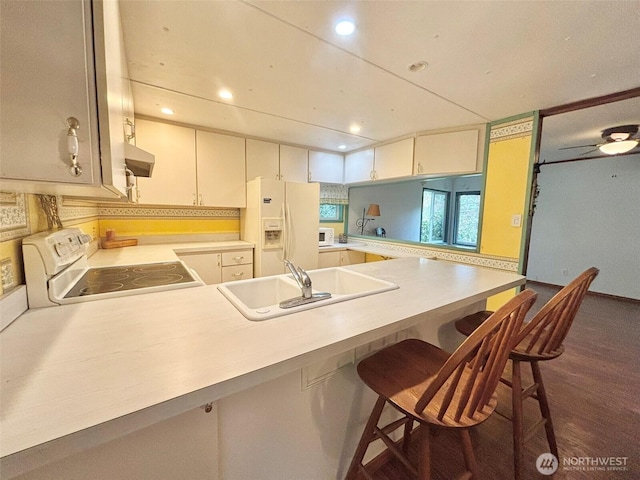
[217,267,398,321]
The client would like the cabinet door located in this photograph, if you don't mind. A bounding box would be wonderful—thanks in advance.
[177,253,222,285]
[196,131,246,207]
[246,139,279,181]
[135,119,197,205]
[279,145,308,183]
[309,151,344,183]
[340,250,365,266]
[374,138,414,180]
[414,130,480,175]
[344,149,374,184]
[0,0,99,185]
[318,251,341,268]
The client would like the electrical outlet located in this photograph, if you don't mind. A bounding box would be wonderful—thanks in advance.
[511,214,522,227]
[562,268,569,276]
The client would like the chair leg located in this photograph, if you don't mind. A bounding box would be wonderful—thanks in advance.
[402,418,414,453]
[460,429,479,479]
[417,424,432,480]
[511,359,524,480]
[345,395,387,480]
[531,361,559,458]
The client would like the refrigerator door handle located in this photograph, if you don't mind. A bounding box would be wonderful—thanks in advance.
[281,202,288,260]
[285,203,293,261]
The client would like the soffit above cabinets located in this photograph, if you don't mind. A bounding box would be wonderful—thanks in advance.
[119,1,640,154]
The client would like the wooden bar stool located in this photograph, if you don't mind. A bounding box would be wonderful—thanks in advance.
[346,289,538,480]
[455,267,599,480]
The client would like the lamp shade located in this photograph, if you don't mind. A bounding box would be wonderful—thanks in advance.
[366,204,381,216]
[599,140,639,155]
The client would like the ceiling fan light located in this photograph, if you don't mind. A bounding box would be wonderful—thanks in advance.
[599,140,639,155]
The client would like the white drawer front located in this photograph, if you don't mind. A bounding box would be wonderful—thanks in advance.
[222,264,253,282]
[221,250,253,266]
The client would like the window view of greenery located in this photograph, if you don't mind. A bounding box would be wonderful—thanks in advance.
[320,204,343,222]
[420,189,448,243]
[454,192,480,246]
[420,188,480,248]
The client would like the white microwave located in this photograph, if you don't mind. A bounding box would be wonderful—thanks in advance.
[319,227,334,247]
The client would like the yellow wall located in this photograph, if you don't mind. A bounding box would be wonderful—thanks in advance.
[98,218,239,238]
[480,116,536,309]
[480,135,532,258]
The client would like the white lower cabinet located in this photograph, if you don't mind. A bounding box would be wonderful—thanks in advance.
[221,250,254,282]
[178,249,253,285]
[178,252,222,285]
[318,249,365,268]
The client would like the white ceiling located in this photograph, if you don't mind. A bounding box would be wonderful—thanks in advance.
[119,0,640,155]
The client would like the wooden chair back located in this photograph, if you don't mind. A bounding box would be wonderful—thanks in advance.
[515,267,599,359]
[415,289,538,423]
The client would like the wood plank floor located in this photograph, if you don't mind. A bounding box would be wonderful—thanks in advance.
[355,282,640,479]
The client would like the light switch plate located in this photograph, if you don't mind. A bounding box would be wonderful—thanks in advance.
[511,214,522,227]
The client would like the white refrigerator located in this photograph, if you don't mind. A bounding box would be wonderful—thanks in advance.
[241,178,319,277]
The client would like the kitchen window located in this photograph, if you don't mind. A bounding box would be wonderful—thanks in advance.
[453,191,480,247]
[320,204,344,222]
[420,189,449,243]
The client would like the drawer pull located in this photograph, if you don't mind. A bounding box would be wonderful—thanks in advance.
[232,256,244,262]
[232,272,244,277]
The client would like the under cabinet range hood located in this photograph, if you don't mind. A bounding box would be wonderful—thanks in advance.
[124,142,155,177]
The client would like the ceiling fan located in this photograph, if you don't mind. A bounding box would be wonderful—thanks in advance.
[560,124,640,155]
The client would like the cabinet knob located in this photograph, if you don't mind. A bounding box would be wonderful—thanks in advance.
[199,193,204,206]
[193,193,197,205]
[416,162,423,174]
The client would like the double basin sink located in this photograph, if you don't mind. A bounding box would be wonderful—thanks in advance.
[217,267,399,320]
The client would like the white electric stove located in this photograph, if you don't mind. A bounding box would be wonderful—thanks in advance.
[22,228,203,308]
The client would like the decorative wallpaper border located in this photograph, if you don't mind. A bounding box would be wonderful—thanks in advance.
[489,117,534,143]
[359,239,519,272]
[98,203,240,219]
[59,199,99,224]
[0,193,29,241]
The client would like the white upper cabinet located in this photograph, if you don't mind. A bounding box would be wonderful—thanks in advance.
[246,139,279,181]
[308,151,344,184]
[373,137,414,180]
[246,140,308,182]
[279,145,308,183]
[414,128,483,175]
[135,120,246,207]
[0,0,128,198]
[135,119,197,205]
[196,131,246,207]
[344,148,374,184]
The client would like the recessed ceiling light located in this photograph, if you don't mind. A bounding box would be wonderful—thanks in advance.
[338,144,347,150]
[161,107,174,115]
[408,61,428,72]
[350,125,361,133]
[218,89,234,100]
[335,20,355,36]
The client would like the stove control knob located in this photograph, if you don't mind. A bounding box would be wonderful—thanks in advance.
[54,243,69,257]
[77,233,92,244]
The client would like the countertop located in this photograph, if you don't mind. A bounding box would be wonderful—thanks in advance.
[87,240,254,267]
[0,257,524,472]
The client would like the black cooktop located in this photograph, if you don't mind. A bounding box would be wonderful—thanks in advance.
[64,261,196,298]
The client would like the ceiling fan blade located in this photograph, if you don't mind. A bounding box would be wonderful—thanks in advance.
[579,147,601,156]
[558,143,599,150]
